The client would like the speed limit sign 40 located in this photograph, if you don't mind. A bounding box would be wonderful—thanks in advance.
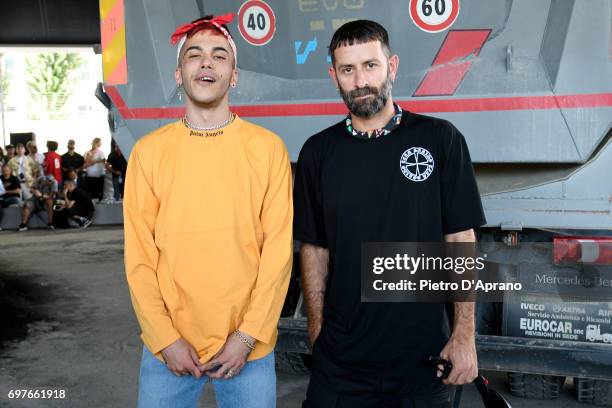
[238,0,276,46]
[410,0,460,33]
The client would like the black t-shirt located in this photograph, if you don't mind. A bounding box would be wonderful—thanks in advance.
[61,152,85,175]
[68,187,94,217]
[294,111,486,390]
[107,152,127,178]
[1,175,21,198]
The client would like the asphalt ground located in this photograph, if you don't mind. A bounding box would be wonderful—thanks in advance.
[0,227,597,407]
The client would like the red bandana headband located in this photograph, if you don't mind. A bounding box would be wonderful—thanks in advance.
[171,13,237,66]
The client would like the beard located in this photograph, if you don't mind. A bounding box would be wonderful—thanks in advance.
[338,72,393,118]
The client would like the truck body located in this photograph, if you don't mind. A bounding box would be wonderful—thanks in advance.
[99,0,612,400]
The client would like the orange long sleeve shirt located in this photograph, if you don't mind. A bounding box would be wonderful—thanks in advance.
[123,116,293,363]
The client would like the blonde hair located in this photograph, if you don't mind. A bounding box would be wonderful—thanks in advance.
[91,138,102,149]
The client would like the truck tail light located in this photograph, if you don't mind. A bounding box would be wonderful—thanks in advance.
[553,237,612,265]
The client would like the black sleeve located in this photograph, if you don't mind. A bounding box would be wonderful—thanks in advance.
[293,137,327,248]
[119,156,128,173]
[439,122,486,234]
[9,177,20,190]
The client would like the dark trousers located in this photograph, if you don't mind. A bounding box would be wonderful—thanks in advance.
[84,176,104,200]
[303,336,455,408]
[303,374,455,408]
[53,206,94,228]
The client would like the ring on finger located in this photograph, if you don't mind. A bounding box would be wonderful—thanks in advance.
[226,368,235,378]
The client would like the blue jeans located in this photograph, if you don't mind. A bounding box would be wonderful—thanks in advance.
[112,175,123,200]
[0,196,21,207]
[138,346,276,408]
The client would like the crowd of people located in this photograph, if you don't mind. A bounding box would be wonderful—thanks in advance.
[0,138,127,231]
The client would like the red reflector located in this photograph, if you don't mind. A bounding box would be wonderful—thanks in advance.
[553,237,612,265]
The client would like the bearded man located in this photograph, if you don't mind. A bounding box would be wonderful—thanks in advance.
[294,20,486,407]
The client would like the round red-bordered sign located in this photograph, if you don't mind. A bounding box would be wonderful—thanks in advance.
[238,0,276,46]
[409,0,460,33]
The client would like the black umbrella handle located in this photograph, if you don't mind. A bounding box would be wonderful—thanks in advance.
[474,375,490,401]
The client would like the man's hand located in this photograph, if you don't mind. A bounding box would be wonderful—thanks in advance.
[161,338,202,378]
[438,330,478,385]
[198,332,252,379]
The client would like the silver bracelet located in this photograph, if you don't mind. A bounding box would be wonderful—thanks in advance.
[233,330,255,351]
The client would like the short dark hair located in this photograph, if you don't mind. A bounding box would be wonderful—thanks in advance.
[47,141,58,151]
[328,20,391,66]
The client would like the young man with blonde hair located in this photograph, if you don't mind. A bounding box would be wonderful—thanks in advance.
[124,13,292,408]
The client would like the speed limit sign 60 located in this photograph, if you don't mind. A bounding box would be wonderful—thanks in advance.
[238,0,276,46]
[409,0,460,33]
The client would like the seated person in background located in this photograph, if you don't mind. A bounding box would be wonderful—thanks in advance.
[55,179,94,228]
[1,164,22,207]
[18,174,57,231]
[3,144,15,165]
[63,167,79,188]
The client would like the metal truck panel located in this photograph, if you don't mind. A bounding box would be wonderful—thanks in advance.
[482,138,612,229]
[104,0,612,165]
[102,0,612,229]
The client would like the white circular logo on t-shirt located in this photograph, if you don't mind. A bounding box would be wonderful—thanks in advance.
[400,147,435,182]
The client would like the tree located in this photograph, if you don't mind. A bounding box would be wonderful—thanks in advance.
[25,52,83,118]
[0,53,9,97]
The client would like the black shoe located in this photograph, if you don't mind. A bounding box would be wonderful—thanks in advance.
[81,219,92,229]
[47,223,55,230]
[18,224,28,232]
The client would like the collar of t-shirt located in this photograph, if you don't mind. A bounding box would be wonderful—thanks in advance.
[345,103,403,140]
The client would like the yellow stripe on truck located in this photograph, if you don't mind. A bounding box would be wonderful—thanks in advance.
[100,0,127,85]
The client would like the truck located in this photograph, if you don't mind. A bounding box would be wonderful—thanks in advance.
[586,325,612,344]
[97,0,612,404]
